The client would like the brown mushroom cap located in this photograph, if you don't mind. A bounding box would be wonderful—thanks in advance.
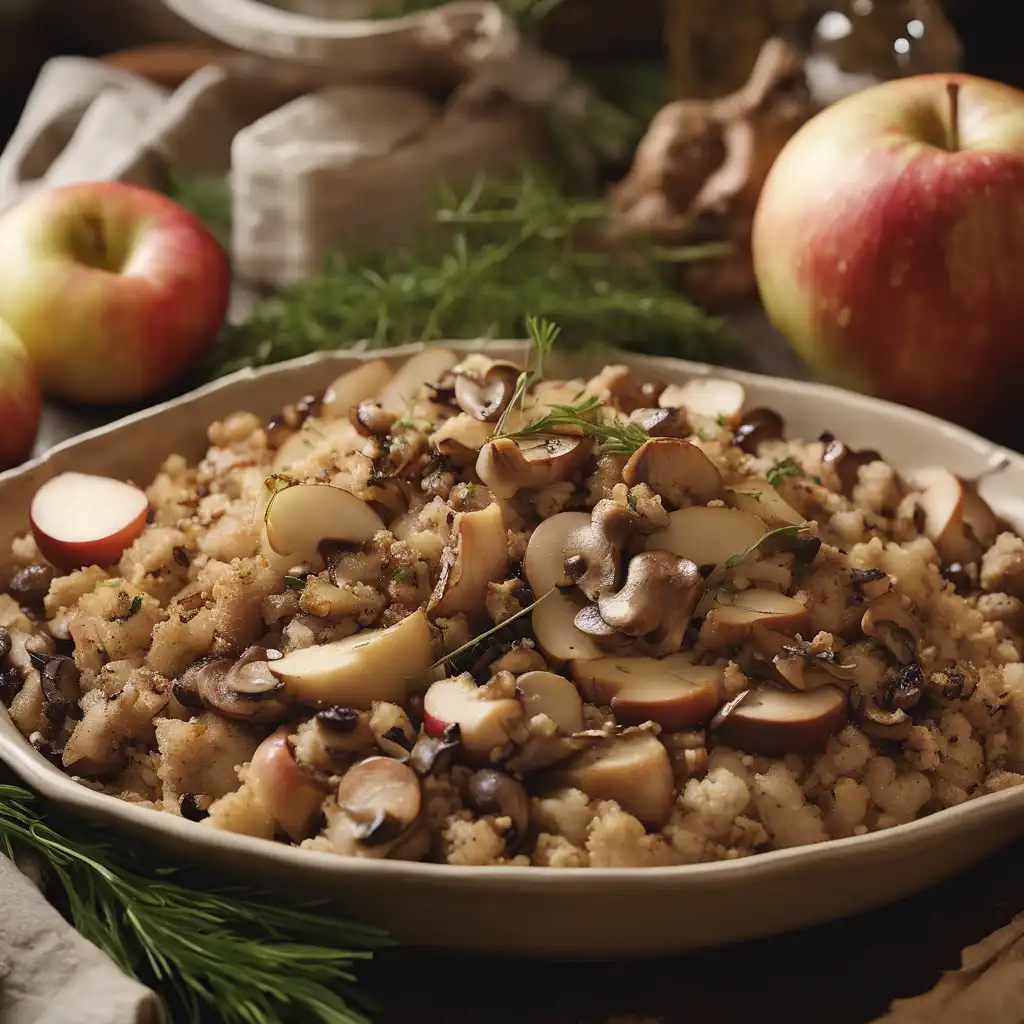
[464,769,531,851]
[453,358,522,423]
[861,591,919,664]
[39,655,81,729]
[627,407,689,438]
[177,646,286,722]
[563,500,639,602]
[336,755,423,845]
[476,434,590,500]
[622,438,723,509]
[349,400,396,438]
[6,563,55,608]
[820,433,882,496]
[595,550,702,638]
[734,408,785,454]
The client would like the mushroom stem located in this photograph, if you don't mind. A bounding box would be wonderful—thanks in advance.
[946,81,960,153]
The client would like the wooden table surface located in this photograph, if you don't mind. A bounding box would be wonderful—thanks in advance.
[29,310,1024,1024]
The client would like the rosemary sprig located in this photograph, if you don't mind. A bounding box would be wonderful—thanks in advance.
[493,315,560,437]
[498,395,649,455]
[0,784,389,1024]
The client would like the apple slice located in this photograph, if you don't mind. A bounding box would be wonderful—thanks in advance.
[321,359,393,419]
[531,591,605,664]
[715,684,847,756]
[572,655,723,730]
[553,731,675,828]
[515,670,585,734]
[377,347,458,414]
[658,378,746,427]
[258,482,384,573]
[246,727,328,842]
[268,608,435,706]
[30,471,148,571]
[429,502,509,618]
[725,479,805,528]
[905,467,998,563]
[523,511,592,595]
[423,675,526,762]
[622,438,723,508]
[700,589,809,647]
[646,505,766,567]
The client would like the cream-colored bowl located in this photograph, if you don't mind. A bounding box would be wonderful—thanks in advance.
[3,341,1024,959]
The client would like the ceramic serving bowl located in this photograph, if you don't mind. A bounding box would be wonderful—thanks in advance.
[2,341,1024,959]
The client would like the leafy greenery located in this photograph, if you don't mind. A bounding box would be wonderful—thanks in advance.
[498,394,649,455]
[174,170,737,381]
[493,314,561,436]
[766,457,804,489]
[0,784,389,1024]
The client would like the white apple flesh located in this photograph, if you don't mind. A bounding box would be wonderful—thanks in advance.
[376,347,458,414]
[658,378,746,426]
[646,505,767,567]
[700,589,809,647]
[423,675,526,762]
[30,471,149,571]
[523,511,592,595]
[320,359,393,419]
[515,670,585,734]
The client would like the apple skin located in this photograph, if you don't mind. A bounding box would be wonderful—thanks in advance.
[0,319,41,470]
[753,73,1024,429]
[0,182,230,405]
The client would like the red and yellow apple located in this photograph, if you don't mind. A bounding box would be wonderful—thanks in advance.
[753,73,1024,429]
[0,319,40,470]
[0,182,230,405]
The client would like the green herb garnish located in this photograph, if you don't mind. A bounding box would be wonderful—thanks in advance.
[766,457,803,489]
[726,489,762,502]
[492,315,560,437]
[391,568,413,583]
[0,783,388,1024]
[109,594,143,622]
[498,394,649,455]
[284,574,309,590]
[724,525,805,569]
[696,428,711,441]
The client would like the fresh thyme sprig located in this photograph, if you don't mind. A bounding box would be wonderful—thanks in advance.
[724,524,805,569]
[498,395,649,456]
[493,315,560,437]
[0,785,390,1024]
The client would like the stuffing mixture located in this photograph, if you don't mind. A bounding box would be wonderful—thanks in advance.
[4,346,1024,869]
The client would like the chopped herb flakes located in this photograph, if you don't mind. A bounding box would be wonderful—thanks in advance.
[766,457,803,489]
[284,574,309,590]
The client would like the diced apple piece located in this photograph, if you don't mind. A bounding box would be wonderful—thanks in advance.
[700,589,809,647]
[905,467,998,563]
[269,609,434,706]
[377,348,458,414]
[531,591,605,663]
[646,505,766,567]
[554,732,675,828]
[429,503,509,618]
[572,655,723,730]
[523,511,591,595]
[622,438,723,508]
[321,359,393,419]
[716,685,847,756]
[247,727,327,842]
[423,675,526,762]
[259,482,383,573]
[658,378,746,427]
[725,479,805,528]
[515,670,584,734]
[30,472,148,572]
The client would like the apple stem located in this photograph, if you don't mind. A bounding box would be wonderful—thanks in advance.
[946,80,961,153]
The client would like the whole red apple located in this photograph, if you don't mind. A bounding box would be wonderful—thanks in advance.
[0,182,230,406]
[752,73,1024,429]
[0,319,41,470]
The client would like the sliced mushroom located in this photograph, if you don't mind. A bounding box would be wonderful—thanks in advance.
[258,482,384,574]
[820,434,882,496]
[464,769,530,852]
[422,674,527,763]
[522,511,592,595]
[247,727,330,842]
[377,348,459,415]
[715,684,847,756]
[321,359,394,419]
[407,721,462,776]
[453,357,522,422]
[658,378,745,427]
[855,697,913,742]
[725,479,805,528]
[269,609,436,706]
[622,438,724,509]
[734,408,785,454]
[905,467,998,564]
[428,503,509,619]
[627,406,689,438]
[572,655,723,730]
[335,756,425,851]
[531,591,606,664]
[7,563,55,608]
[700,589,809,648]
[476,434,590,500]
[563,500,639,602]
[646,505,766,568]
[773,640,856,691]
[861,591,919,664]
[882,661,924,712]
[349,400,396,438]
[849,567,892,603]
[179,646,286,722]
[594,551,703,647]
[39,655,81,730]
[515,670,584,734]
[311,706,376,760]
[428,413,495,465]
[551,731,675,828]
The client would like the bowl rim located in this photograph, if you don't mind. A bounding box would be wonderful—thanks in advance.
[3,339,1023,887]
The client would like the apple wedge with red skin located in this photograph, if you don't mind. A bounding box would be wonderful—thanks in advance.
[0,320,40,470]
[423,675,526,763]
[571,654,723,730]
[30,471,149,572]
[716,685,848,756]
[753,73,1024,430]
[246,727,328,842]
[0,182,229,405]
